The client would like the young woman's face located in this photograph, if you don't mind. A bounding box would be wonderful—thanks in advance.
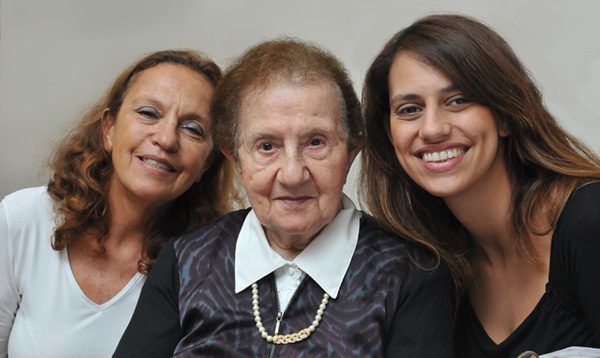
[387,53,509,200]
[103,63,215,209]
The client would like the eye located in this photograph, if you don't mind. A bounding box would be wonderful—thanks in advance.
[395,104,422,119]
[309,137,324,146]
[181,120,206,139]
[447,95,470,108]
[136,106,159,119]
[258,141,274,152]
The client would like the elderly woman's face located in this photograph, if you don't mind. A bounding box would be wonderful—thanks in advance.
[234,80,357,245]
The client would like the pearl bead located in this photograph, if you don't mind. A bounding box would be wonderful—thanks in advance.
[249,281,329,345]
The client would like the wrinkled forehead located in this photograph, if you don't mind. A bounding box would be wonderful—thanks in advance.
[239,75,345,125]
[241,77,341,121]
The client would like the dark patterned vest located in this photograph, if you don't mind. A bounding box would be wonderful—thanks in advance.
[172,209,433,357]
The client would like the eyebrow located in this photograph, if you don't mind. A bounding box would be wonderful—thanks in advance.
[133,96,211,123]
[242,126,339,143]
[389,84,459,105]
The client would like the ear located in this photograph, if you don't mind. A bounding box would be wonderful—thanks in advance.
[498,118,510,138]
[101,109,115,153]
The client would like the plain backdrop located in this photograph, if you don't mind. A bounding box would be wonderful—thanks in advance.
[1,0,599,202]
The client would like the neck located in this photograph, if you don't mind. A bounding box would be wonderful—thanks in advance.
[444,157,514,265]
[105,185,165,248]
[265,230,316,261]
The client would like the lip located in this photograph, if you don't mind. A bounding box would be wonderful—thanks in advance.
[274,196,314,206]
[414,144,469,173]
[414,143,468,156]
[137,154,178,175]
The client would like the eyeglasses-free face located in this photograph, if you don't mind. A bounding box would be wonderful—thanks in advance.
[232,80,358,258]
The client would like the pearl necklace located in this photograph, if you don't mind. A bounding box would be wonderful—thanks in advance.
[251,282,330,344]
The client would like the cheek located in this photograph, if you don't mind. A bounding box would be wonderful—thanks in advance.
[389,131,407,161]
[239,163,273,197]
[184,144,214,176]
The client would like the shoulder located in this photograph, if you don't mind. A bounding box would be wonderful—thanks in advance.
[174,208,250,255]
[1,187,57,281]
[1,186,54,234]
[171,209,250,289]
[356,213,451,286]
[173,209,250,272]
[2,186,52,213]
[556,181,600,237]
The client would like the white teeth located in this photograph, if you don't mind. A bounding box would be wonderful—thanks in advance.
[143,158,172,171]
[422,148,464,162]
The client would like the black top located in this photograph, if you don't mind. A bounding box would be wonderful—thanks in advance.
[114,210,455,357]
[455,182,600,357]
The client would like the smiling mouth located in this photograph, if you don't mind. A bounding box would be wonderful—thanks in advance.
[421,148,466,163]
[140,157,175,172]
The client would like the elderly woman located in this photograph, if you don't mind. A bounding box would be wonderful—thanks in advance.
[0,50,234,357]
[114,39,454,357]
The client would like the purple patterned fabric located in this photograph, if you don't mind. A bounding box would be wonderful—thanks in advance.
[171,209,439,357]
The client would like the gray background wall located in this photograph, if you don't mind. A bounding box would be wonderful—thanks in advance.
[1,0,599,201]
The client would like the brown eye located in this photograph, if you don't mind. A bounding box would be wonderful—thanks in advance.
[260,142,273,151]
[309,138,323,146]
[448,96,469,107]
[395,104,422,120]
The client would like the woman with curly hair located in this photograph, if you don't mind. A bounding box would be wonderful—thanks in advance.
[0,49,234,357]
[361,14,600,357]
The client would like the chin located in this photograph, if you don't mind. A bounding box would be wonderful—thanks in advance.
[418,184,459,199]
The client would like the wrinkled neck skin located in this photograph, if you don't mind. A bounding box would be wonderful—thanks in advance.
[263,227,321,261]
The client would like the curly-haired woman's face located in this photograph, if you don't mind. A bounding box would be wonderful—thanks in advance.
[102,63,215,209]
[387,53,509,201]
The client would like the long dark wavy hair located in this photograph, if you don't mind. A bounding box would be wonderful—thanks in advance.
[360,14,600,292]
[47,50,235,274]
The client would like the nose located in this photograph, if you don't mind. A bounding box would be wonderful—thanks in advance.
[152,117,180,152]
[277,150,309,187]
[418,108,451,142]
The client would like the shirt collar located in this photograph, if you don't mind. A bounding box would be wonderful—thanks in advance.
[234,194,361,299]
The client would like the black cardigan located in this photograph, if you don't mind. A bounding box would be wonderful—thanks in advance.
[114,210,455,357]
